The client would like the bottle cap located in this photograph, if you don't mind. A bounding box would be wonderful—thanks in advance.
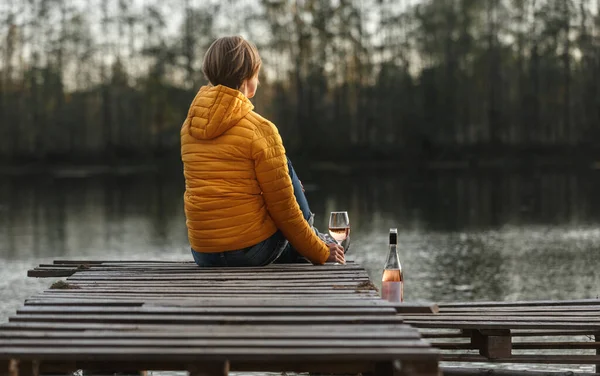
[389,228,398,245]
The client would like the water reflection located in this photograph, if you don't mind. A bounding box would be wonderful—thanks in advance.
[1,169,600,321]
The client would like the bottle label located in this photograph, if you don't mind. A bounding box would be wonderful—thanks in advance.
[382,281,403,302]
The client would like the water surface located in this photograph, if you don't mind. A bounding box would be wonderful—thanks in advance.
[1,168,599,372]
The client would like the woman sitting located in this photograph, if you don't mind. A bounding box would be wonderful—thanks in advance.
[180,36,345,267]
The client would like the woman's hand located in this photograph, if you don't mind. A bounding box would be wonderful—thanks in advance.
[326,242,345,264]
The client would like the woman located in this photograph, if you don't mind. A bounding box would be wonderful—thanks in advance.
[181,36,345,267]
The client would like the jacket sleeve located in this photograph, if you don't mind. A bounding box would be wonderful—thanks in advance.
[251,121,330,265]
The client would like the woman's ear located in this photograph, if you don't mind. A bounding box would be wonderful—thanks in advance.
[239,80,247,94]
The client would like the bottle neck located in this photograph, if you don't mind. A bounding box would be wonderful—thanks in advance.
[384,244,400,269]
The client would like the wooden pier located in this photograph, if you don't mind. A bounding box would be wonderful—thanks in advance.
[406,299,600,372]
[0,260,440,376]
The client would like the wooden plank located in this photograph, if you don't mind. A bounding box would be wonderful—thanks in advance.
[511,329,600,336]
[406,320,600,330]
[8,314,405,325]
[435,339,600,353]
[34,265,367,272]
[0,322,418,333]
[24,299,146,307]
[442,305,600,313]
[28,270,75,278]
[29,268,370,278]
[0,346,441,361]
[23,298,392,307]
[62,273,371,279]
[439,310,600,316]
[63,281,370,288]
[420,331,470,339]
[439,299,600,308]
[67,274,371,281]
[28,293,377,300]
[42,288,378,294]
[441,367,598,376]
[404,315,600,322]
[44,289,379,299]
[53,260,190,264]
[442,354,600,364]
[51,260,354,265]
[0,329,423,340]
[425,342,473,350]
[0,338,432,349]
[391,303,438,314]
[16,306,398,316]
[510,341,600,350]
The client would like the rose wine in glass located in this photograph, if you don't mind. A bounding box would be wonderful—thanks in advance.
[382,228,403,302]
[328,211,350,245]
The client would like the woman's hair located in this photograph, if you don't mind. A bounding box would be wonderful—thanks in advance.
[202,36,262,90]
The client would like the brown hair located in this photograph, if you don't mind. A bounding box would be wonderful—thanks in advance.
[202,36,262,90]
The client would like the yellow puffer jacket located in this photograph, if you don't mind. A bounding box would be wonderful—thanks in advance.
[181,85,330,265]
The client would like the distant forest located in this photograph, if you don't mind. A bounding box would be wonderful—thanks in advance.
[1,0,600,162]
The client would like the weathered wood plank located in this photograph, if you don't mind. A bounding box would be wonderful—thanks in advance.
[0,322,418,333]
[406,320,600,330]
[16,306,398,315]
[34,265,366,272]
[23,298,392,307]
[42,288,377,294]
[8,314,405,325]
[440,309,600,316]
[442,354,600,364]
[63,282,370,289]
[53,260,190,264]
[29,267,370,278]
[50,260,353,265]
[0,347,441,361]
[392,303,438,314]
[0,338,432,349]
[0,329,423,340]
[67,274,371,281]
[29,293,377,300]
[404,315,600,322]
[439,299,600,308]
[442,305,600,313]
[441,367,597,376]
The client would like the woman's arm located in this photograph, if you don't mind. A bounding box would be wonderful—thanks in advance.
[251,121,330,265]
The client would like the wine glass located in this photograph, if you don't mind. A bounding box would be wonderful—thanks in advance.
[328,211,350,250]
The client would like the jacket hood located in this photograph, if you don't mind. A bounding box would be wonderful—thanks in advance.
[188,85,254,140]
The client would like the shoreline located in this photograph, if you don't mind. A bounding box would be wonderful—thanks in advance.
[1,157,600,177]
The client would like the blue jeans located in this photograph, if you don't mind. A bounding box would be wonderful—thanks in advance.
[192,158,312,267]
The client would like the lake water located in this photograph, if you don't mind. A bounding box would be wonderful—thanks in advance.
[1,166,599,372]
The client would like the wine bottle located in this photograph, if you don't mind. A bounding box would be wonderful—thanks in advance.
[381,228,403,302]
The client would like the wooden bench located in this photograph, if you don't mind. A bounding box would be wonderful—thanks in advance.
[0,260,440,376]
[403,299,600,373]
